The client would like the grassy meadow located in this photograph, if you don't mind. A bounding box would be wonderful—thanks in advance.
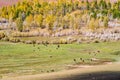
[0,41,120,77]
[0,0,120,80]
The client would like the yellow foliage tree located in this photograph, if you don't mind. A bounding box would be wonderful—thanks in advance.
[44,15,56,30]
[24,14,34,28]
[34,14,43,27]
[16,17,23,32]
[104,16,108,28]
[88,18,99,30]
[88,18,95,30]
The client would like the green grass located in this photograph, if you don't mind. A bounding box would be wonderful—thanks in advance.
[0,41,120,76]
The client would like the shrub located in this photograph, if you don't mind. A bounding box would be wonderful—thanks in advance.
[0,32,5,39]
[93,40,100,43]
[60,39,67,44]
[51,40,59,44]
[36,41,42,44]
[9,38,20,43]
[32,40,36,44]
[1,37,9,41]
[25,40,33,44]
[16,17,23,32]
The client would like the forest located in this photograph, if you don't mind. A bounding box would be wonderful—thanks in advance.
[0,0,120,32]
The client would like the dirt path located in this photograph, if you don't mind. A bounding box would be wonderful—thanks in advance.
[1,62,120,80]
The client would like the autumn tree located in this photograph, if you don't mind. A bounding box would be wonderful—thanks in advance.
[44,15,56,30]
[34,14,43,27]
[88,18,99,30]
[103,16,109,28]
[24,14,34,28]
[16,17,23,32]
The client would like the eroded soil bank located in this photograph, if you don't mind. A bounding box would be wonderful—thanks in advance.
[1,62,120,80]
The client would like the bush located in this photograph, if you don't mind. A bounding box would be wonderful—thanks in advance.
[9,38,20,43]
[60,39,67,44]
[24,40,33,44]
[51,40,59,44]
[1,37,9,41]
[93,40,100,43]
[0,32,5,39]
[36,41,42,44]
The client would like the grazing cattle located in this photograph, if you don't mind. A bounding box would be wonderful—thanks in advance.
[73,59,76,62]
[89,52,91,55]
[33,50,35,52]
[51,69,55,72]
[80,58,83,60]
[56,44,60,49]
[50,56,53,58]
[82,60,85,63]
[38,47,40,49]
[41,70,43,73]
[97,50,100,53]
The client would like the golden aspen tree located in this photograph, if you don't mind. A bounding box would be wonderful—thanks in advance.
[104,16,108,28]
[88,18,95,30]
[24,14,34,28]
[16,17,23,32]
[34,14,43,27]
[44,15,56,30]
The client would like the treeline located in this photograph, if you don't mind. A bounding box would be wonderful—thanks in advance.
[0,0,120,31]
